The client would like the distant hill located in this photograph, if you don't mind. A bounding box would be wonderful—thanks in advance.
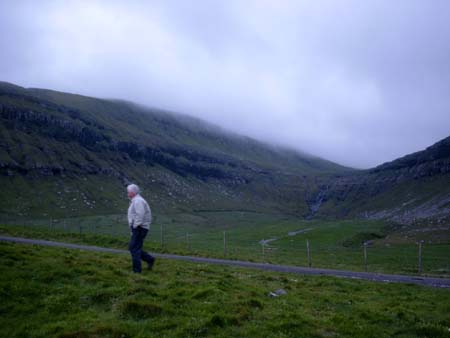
[0,81,448,226]
[314,136,450,225]
[0,81,350,219]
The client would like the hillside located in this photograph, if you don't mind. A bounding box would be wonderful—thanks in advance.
[1,81,449,228]
[314,136,450,225]
[0,81,350,219]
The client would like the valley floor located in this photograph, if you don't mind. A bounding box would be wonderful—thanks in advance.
[1,235,450,289]
[1,215,449,277]
[1,241,450,337]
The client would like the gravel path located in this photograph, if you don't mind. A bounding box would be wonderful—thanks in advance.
[259,227,312,245]
[1,235,449,288]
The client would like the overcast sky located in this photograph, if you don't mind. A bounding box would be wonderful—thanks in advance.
[1,0,449,168]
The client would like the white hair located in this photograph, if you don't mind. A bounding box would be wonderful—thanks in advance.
[127,184,140,195]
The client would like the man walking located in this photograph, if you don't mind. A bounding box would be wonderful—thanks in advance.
[127,184,155,273]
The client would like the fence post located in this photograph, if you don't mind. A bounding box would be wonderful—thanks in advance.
[418,241,423,274]
[223,231,227,257]
[363,242,368,272]
[262,239,265,261]
[79,224,82,235]
[307,239,311,267]
[160,224,164,249]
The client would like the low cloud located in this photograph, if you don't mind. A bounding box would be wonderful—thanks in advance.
[1,0,449,168]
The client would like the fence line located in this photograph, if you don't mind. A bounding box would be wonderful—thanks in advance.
[0,217,449,275]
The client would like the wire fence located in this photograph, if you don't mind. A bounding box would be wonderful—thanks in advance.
[1,216,449,276]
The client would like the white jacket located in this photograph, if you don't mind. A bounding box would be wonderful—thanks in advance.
[128,194,152,229]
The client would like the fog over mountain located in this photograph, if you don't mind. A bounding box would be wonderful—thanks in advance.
[1,0,449,168]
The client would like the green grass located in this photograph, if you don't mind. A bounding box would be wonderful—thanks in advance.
[1,215,449,276]
[1,241,450,337]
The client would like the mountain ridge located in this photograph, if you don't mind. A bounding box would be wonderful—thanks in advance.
[0,81,348,219]
[0,81,350,175]
[0,81,449,227]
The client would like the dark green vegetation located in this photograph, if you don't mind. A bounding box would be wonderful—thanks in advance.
[1,81,449,233]
[1,241,450,338]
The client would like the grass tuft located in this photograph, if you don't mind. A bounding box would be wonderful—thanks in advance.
[118,300,163,319]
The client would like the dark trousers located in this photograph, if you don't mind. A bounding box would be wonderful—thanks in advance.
[128,226,154,273]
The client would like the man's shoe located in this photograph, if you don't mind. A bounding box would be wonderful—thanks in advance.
[148,258,155,270]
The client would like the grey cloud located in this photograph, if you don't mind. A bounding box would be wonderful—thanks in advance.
[0,0,449,168]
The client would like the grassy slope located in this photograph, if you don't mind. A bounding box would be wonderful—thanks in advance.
[318,173,450,218]
[0,81,351,218]
[316,136,450,221]
[1,241,450,338]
